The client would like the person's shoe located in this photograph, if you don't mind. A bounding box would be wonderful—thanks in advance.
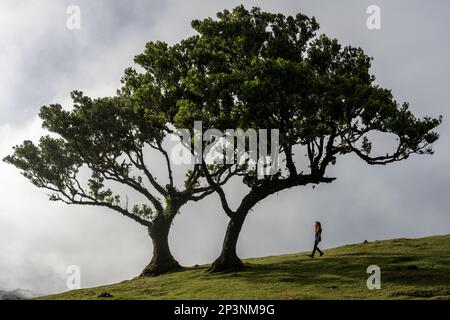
[309,254,314,258]
[320,252,324,257]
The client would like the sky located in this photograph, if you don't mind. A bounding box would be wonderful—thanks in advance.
[0,0,449,294]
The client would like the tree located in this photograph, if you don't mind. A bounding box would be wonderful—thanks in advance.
[174,6,442,272]
[4,91,213,276]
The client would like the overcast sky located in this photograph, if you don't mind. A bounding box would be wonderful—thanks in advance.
[1,0,449,294]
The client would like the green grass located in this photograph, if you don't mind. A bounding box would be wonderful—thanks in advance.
[42,234,450,300]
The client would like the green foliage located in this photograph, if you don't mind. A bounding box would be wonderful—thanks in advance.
[171,5,441,178]
[3,94,172,225]
[121,40,193,123]
[361,136,372,155]
[132,204,154,220]
[4,137,80,191]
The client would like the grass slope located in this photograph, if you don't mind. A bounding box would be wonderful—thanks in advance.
[43,235,450,300]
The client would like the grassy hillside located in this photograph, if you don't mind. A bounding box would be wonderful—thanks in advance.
[42,235,450,300]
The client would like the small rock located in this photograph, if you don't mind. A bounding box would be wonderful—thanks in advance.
[98,292,113,298]
[326,285,338,289]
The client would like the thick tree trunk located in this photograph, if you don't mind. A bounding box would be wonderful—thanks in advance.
[208,215,246,273]
[140,217,181,277]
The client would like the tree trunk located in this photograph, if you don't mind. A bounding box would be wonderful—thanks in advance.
[140,217,181,277]
[208,215,246,273]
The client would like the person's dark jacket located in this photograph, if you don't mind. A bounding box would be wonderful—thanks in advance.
[315,229,322,243]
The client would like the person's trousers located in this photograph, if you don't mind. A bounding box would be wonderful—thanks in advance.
[311,239,323,257]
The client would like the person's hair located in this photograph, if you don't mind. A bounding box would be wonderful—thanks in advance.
[315,221,322,232]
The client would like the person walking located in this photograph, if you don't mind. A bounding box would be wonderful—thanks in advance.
[309,221,324,258]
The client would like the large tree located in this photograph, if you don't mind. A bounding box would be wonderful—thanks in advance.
[174,6,442,272]
[3,40,223,276]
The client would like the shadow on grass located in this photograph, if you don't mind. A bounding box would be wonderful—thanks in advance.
[203,251,450,289]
